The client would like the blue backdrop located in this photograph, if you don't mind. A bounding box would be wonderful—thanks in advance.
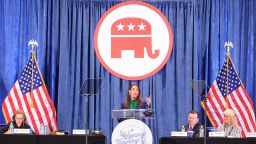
[0,0,255,143]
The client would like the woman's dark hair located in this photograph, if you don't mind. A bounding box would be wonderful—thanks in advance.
[124,84,142,108]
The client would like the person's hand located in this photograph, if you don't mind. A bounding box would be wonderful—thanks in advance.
[146,96,151,106]
[4,130,13,134]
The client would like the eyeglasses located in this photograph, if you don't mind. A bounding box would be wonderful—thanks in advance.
[15,117,24,120]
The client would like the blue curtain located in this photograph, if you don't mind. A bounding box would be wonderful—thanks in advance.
[0,0,255,143]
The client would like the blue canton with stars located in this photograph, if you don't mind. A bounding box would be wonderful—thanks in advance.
[216,58,241,97]
[18,57,42,94]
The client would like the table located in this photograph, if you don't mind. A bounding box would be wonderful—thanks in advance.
[160,137,256,144]
[0,134,106,144]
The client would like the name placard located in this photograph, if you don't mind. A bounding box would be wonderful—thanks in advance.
[171,131,187,137]
[13,128,31,134]
[72,129,89,135]
[246,132,256,138]
[209,131,225,137]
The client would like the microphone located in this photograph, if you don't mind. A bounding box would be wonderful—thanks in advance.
[143,108,153,117]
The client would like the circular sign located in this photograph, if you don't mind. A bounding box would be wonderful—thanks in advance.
[112,119,153,144]
[94,1,173,80]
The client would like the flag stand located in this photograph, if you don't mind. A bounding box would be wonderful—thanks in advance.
[190,79,208,144]
[79,78,102,144]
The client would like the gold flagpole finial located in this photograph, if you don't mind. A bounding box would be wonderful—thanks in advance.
[28,39,38,52]
[224,41,233,57]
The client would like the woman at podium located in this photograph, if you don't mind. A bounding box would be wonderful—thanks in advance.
[122,84,151,109]
[118,84,151,122]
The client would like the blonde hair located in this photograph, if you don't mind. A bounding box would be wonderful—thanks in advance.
[223,109,239,127]
[12,109,26,121]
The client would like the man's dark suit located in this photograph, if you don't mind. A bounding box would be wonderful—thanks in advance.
[184,123,202,137]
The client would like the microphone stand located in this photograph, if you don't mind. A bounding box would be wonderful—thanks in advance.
[85,94,90,144]
[189,80,208,144]
[202,95,207,144]
[79,93,91,144]
[79,78,103,144]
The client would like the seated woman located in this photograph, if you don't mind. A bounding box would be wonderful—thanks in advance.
[118,84,151,122]
[0,109,33,134]
[217,109,242,138]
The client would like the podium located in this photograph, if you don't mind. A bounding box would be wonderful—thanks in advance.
[111,110,153,144]
[112,109,153,119]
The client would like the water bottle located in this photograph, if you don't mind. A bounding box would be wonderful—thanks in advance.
[9,122,14,133]
[44,124,49,135]
[40,123,45,135]
[199,125,204,137]
[181,125,185,132]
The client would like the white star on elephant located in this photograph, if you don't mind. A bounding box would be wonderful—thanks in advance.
[117,22,124,31]
[127,23,135,31]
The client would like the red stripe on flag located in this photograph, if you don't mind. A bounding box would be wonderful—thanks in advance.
[241,86,254,109]
[42,85,58,129]
[31,90,44,128]
[211,86,225,111]
[236,115,246,137]
[42,85,57,118]
[203,94,218,127]
[2,102,11,122]
[13,86,23,109]
[229,93,250,132]
[22,93,39,133]
[241,88,256,130]
[7,93,16,115]
[36,88,53,130]
[207,92,223,123]
[235,89,255,131]
[237,121,246,138]
[241,87,256,123]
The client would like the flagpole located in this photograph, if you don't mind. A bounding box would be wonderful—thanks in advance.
[224,43,246,88]
[29,42,47,87]
[224,41,233,109]
[28,40,38,108]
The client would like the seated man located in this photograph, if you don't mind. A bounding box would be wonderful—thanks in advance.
[182,110,202,137]
[0,109,33,134]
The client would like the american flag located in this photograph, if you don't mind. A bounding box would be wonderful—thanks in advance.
[2,53,57,134]
[201,55,256,137]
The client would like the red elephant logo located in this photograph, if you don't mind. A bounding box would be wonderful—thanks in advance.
[111,18,159,59]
